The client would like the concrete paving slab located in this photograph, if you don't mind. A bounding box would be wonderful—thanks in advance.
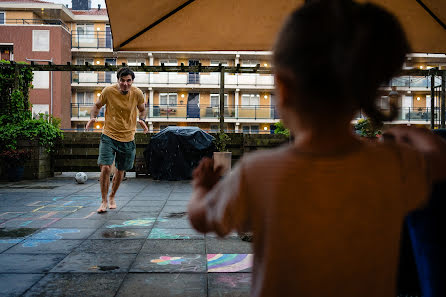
[148,228,204,240]
[22,273,126,297]
[46,218,105,229]
[0,218,60,229]
[132,195,168,201]
[75,239,145,254]
[119,206,164,212]
[89,228,151,240]
[50,252,137,273]
[103,218,157,229]
[116,273,206,297]
[62,208,116,220]
[206,238,253,254]
[154,218,193,229]
[168,192,192,200]
[125,200,166,207]
[141,239,205,254]
[208,273,251,297]
[130,254,206,272]
[112,211,161,220]
[0,253,65,273]
[4,239,83,254]
[0,274,44,297]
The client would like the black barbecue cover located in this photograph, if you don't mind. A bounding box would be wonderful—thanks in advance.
[144,127,215,180]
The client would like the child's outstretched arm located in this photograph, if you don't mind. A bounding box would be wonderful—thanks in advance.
[188,157,223,233]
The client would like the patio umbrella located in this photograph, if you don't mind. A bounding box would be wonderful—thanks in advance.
[106,0,446,53]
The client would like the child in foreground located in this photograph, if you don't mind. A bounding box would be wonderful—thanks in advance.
[188,1,446,296]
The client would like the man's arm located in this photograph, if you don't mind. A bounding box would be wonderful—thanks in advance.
[85,101,104,130]
[137,103,149,134]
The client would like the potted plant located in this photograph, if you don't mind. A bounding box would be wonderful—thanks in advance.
[213,132,232,175]
[0,149,31,181]
[354,118,382,139]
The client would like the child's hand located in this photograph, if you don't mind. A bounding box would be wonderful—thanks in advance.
[193,157,223,191]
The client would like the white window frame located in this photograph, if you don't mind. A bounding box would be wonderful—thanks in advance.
[0,12,5,25]
[159,93,178,106]
[241,94,260,106]
[210,94,228,107]
[32,71,49,89]
[159,59,177,66]
[32,30,50,52]
[242,125,260,134]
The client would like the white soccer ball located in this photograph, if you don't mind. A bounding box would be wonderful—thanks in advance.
[75,172,88,184]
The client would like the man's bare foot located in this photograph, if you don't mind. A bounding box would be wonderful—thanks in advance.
[109,198,117,209]
[97,202,108,213]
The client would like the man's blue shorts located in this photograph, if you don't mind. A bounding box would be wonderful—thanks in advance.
[98,134,136,171]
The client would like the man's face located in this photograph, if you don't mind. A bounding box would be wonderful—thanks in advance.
[118,74,133,93]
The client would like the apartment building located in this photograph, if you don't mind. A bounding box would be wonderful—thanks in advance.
[1,0,445,131]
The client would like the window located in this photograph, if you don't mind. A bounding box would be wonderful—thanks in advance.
[32,71,49,89]
[210,60,228,66]
[241,94,260,106]
[241,60,259,67]
[77,92,94,104]
[242,125,259,134]
[160,93,177,106]
[210,125,219,132]
[210,94,228,107]
[32,30,50,51]
[32,104,49,119]
[0,12,5,25]
[159,59,177,66]
[127,58,146,66]
[77,58,94,65]
[77,24,94,43]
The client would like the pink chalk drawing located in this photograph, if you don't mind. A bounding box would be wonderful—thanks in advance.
[151,256,186,265]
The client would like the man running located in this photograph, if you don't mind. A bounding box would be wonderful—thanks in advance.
[86,67,148,213]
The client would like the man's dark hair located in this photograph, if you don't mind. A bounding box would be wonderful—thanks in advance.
[117,67,135,80]
[273,0,410,123]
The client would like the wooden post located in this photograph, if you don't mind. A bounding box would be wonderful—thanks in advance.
[219,66,225,133]
[442,71,446,128]
[431,73,435,129]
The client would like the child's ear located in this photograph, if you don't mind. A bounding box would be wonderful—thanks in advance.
[274,70,296,109]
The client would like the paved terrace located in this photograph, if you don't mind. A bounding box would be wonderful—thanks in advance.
[0,177,252,297]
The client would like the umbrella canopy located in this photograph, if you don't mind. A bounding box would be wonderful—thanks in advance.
[106,0,446,54]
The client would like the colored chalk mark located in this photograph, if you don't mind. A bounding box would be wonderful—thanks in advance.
[148,228,191,239]
[151,256,186,265]
[32,205,82,213]
[29,228,80,244]
[106,218,166,228]
[0,238,24,244]
[207,254,253,272]
[19,221,33,227]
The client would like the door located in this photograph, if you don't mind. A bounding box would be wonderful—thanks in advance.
[187,93,200,118]
[105,25,112,48]
[105,58,116,83]
[402,95,413,120]
[188,60,200,84]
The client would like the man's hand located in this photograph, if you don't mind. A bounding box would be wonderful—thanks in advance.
[85,118,97,130]
[138,119,149,134]
[193,157,223,191]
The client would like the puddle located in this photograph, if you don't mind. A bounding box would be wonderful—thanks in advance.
[0,228,39,238]
[101,230,138,238]
[89,265,120,271]
[166,212,188,218]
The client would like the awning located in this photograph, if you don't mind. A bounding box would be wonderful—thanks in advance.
[106,0,446,54]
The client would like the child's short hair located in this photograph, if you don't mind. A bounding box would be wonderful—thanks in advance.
[273,0,409,123]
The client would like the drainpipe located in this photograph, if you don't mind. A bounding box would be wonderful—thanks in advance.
[25,58,53,116]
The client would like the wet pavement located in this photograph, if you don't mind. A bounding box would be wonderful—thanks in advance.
[0,177,252,297]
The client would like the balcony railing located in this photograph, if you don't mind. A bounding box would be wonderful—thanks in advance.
[71,104,105,118]
[3,18,69,31]
[71,32,113,49]
[382,76,442,88]
[71,71,274,87]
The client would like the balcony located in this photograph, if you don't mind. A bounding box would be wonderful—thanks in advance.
[382,76,442,89]
[3,18,69,31]
[71,71,274,88]
[71,32,112,49]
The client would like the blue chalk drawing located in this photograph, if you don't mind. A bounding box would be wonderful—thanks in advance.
[27,228,80,246]
[148,228,191,239]
[0,239,23,244]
